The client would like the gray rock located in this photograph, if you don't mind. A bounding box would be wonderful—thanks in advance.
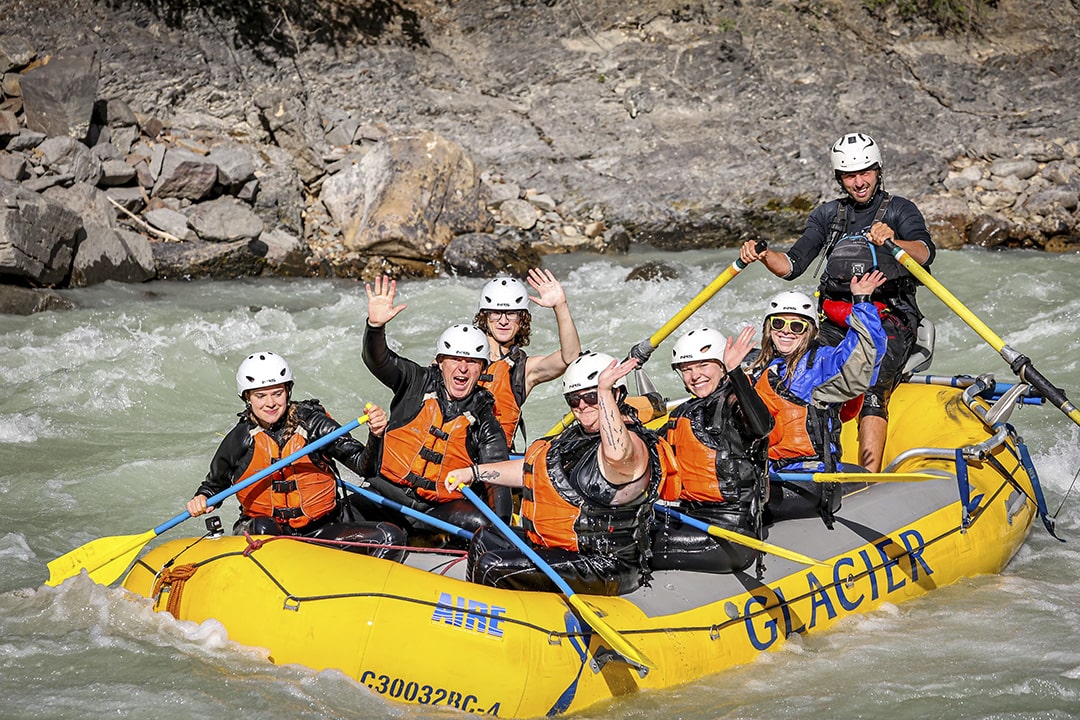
[41,182,117,229]
[0,285,74,315]
[1024,188,1079,215]
[498,198,538,230]
[144,207,192,240]
[249,143,303,234]
[0,35,35,73]
[258,227,310,276]
[206,144,256,188]
[482,178,520,208]
[333,131,490,268]
[186,196,264,242]
[152,147,218,200]
[0,152,28,181]
[443,232,541,278]
[19,49,100,139]
[0,72,19,97]
[104,185,147,213]
[70,225,155,286]
[38,136,103,185]
[105,98,138,128]
[6,130,45,152]
[968,214,1012,248]
[1041,160,1077,185]
[0,110,19,139]
[990,159,1039,180]
[98,158,137,186]
[527,194,557,212]
[151,237,266,280]
[0,177,82,284]
[21,173,74,193]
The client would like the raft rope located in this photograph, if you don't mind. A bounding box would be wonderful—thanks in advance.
[1053,463,1080,521]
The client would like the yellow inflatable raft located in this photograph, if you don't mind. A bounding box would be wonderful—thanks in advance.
[121,379,1047,717]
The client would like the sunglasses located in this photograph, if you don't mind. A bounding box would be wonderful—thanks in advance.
[769,317,811,335]
[565,390,599,409]
[485,310,521,321]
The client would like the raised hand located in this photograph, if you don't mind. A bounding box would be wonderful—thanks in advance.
[365,275,407,328]
[850,269,888,296]
[598,356,639,392]
[723,325,758,371]
[526,268,566,309]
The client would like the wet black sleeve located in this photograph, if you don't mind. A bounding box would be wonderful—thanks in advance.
[784,202,836,279]
[192,422,252,504]
[728,367,774,439]
[363,323,408,393]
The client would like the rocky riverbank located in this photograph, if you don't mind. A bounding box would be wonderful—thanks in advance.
[1,0,1078,313]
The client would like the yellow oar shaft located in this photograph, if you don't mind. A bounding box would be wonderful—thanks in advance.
[889,244,1005,352]
[887,242,1080,427]
[655,504,829,568]
[648,262,742,348]
[544,252,757,439]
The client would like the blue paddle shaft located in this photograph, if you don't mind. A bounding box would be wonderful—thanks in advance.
[459,484,577,598]
[338,479,473,540]
[152,416,364,536]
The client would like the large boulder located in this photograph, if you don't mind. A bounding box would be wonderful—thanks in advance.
[322,131,490,272]
[19,49,100,139]
[0,178,82,285]
[42,182,155,286]
[0,284,74,315]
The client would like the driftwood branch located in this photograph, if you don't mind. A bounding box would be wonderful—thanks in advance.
[107,195,183,243]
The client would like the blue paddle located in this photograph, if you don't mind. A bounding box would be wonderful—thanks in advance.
[457,483,653,673]
[46,414,370,587]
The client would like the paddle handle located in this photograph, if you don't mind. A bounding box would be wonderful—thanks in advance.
[153,414,368,536]
[339,479,473,540]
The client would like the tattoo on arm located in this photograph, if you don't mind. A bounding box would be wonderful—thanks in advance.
[478,469,501,484]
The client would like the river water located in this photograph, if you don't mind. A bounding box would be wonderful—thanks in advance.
[2,247,1079,719]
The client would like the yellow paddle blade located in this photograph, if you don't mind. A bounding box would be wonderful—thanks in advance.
[706,525,830,568]
[568,594,654,671]
[45,528,156,587]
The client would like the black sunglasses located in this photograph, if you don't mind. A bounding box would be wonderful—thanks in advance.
[565,390,599,409]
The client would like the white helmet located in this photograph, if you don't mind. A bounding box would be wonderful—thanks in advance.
[236,351,294,398]
[435,324,490,361]
[671,327,726,368]
[766,291,818,324]
[478,277,530,312]
[563,351,625,394]
[830,132,882,173]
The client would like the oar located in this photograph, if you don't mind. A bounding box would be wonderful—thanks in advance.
[884,239,1080,428]
[543,243,766,437]
[629,240,767,363]
[46,414,371,588]
[654,504,830,568]
[773,471,950,483]
[457,483,653,674]
[338,479,473,540]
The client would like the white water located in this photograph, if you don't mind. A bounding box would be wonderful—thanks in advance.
[2,248,1080,719]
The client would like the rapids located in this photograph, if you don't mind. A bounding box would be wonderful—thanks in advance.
[2,247,1079,718]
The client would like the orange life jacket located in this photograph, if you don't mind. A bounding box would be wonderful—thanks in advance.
[665,392,768,513]
[234,427,337,528]
[379,393,476,503]
[754,368,838,466]
[519,422,667,563]
[478,348,527,449]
